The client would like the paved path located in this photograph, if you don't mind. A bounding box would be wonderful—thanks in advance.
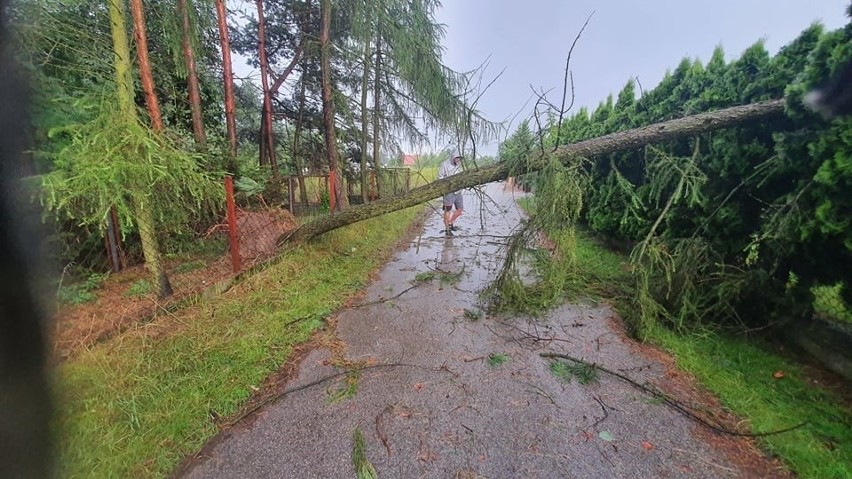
[183,183,772,479]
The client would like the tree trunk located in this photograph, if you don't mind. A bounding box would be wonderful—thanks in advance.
[360,35,371,204]
[178,0,207,148]
[110,0,135,119]
[293,74,309,205]
[256,0,277,174]
[215,0,237,170]
[372,34,382,197]
[128,0,163,131]
[283,99,787,243]
[134,201,172,297]
[113,0,173,298]
[320,0,347,211]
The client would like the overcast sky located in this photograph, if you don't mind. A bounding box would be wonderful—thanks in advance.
[433,0,850,155]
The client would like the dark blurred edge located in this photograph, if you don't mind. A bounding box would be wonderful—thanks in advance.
[0,2,54,478]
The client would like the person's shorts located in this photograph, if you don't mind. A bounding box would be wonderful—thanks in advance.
[443,192,463,211]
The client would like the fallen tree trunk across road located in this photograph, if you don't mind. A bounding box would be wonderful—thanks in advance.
[283,98,787,243]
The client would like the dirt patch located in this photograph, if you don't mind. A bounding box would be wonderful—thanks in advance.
[51,259,233,360]
[52,207,300,361]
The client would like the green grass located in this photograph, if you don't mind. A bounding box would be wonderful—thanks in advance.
[568,228,632,298]
[55,207,421,478]
[647,325,851,478]
[174,260,207,274]
[556,227,851,478]
[352,427,377,479]
[487,353,510,367]
[124,279,152,297]
[510,197,631,308]
[411,166,437,186]
[58,272,108,305]
[326,370,360,404]
[549,359,598,385]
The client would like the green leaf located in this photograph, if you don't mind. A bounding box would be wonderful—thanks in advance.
[598,431,615,442]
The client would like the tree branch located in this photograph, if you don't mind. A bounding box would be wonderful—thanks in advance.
[554,11,593,150]
[281,99,787,243]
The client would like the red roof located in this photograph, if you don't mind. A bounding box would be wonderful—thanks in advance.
[402,154,417,166]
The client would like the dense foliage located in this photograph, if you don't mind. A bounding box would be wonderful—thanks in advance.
[500,22,852,331]
[12,0,488,279]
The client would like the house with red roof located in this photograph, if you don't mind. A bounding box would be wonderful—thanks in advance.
[401,154,417,166]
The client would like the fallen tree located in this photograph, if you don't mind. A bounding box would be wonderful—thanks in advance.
[283,98,786,243]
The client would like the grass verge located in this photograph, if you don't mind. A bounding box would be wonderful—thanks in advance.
[565,228,852,478]
[647,324,851,478]
[55,207,421,478]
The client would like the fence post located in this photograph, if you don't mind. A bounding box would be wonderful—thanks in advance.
[406,168,411,192]
[224,176,241,273]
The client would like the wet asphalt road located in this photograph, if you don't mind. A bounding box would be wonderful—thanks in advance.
[182,183,755,479]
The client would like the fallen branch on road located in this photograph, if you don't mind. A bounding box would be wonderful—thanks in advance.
[541,352,807,437]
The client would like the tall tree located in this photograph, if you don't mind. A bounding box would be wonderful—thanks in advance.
[177,0,207,148]
[293,70,310,205]
[372,34,381,170]
[215,0,238,169]
[320,0,346,210]
[116,0,173,298]
[129,0,163,132]
[359,34,371,203]
[331,0,497,185]
[256,0,277,173]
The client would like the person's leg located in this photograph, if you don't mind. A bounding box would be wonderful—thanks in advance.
[442,193,454,235]
[449,193,463,228]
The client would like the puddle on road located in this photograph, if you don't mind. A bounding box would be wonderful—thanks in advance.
[378,182,537,305]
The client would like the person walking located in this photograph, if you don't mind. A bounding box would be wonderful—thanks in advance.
[438,153,463,236]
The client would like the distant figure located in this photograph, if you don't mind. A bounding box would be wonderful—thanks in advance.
[438,153,463,237]
[503,177,515,191]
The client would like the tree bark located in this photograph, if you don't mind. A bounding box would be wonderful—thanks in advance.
[360,35,371,204]
[320,0,347,211]
[110,0,135,119]
[128,0,164,132]
[372,34,382,197]
[256,0,277,173]
[283,99,787,243]
[293,73,309,205]
[178,0,207,148]
[215,0,238,170]
[113,0,173,298]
